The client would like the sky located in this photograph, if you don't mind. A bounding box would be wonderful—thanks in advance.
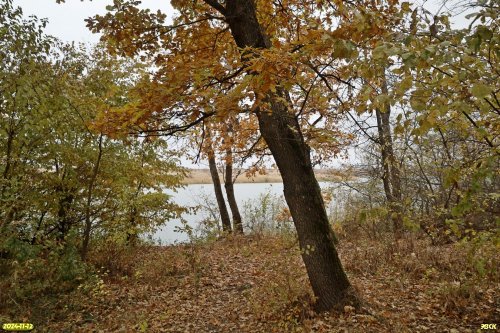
[12,0,174,43]
[12,0,470,43]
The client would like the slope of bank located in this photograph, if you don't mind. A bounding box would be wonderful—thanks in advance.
[23,234,498,332]
[182,168,366,184]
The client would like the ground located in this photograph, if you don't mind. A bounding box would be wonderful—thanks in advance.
[9,234,500,332]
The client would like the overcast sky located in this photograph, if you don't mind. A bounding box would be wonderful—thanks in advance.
[12,0,469,44]
[12,0,174,43]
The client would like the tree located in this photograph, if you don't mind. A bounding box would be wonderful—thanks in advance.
[0,0,54,234]
[205,125,232,233]
[86,0,361,311]
[340,0,498,240]
[0,0,186,255]
[202,118,248,234]
[374,72,404,236]
[223,120,244,234]
[221,1,356,311]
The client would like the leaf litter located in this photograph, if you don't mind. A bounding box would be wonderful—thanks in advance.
[36,234,498,332]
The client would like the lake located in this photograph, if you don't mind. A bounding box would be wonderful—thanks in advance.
[150,182,343,244]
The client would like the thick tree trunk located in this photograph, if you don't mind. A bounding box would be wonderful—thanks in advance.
[257,103,356,311]
[208,151,232,233]
[220,0,357,311]
[224,147,243,234]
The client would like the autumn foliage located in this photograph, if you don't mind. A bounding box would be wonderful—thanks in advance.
[1,0,498,331]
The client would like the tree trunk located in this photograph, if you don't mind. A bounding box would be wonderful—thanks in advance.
[219,0,357,311]
[257,104,356,311]
[376,75,403,235]
[2,129,14,182]
[0,129,15,232]
[81,134,104,259]
[56,190,75,242]
[224,147,244,234]
[126,206,139,246]
[376,109,394,201]
[208,150,232,233]
[376,108,394,198]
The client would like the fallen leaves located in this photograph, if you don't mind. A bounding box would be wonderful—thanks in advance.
[9,234,498,332]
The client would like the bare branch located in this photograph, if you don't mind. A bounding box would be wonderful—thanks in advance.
[129,111,215,137]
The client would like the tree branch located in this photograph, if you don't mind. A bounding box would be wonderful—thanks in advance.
[129,111,215,137]
[202,0,226,15]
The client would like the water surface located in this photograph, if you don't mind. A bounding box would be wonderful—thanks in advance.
[152,183,284,244]
[151,182,343,244]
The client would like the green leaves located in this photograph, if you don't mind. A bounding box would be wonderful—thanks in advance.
[331,39,358,60]
[470,83,493,98]
[476,25,493,41]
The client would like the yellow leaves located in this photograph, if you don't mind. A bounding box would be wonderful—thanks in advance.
[170,0,190,10]
[246,48,294,97]
[392,75,413,99]
[373,94,390,108]
[331,39,358,60]
[399,76,413,92]
[425,111,438,127]
[401,2,412,12]
[372,44,387,60]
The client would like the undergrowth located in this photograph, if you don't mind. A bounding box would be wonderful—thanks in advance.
[0,197,497,332]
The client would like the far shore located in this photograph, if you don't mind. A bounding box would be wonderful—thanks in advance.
[181,168,365,185]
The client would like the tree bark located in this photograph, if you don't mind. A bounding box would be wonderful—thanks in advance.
[376,76,403,235]
[56,189,75,242]
[214,0,357,311]
[224,147,244,234]
[126,178,144,246]
[376,109,394,201]
[256,97,356,311]
[208,150,232,233]
[81,134,103,259]
[126,206,139,246]
[126,146,147,246]
[0,128,16,232]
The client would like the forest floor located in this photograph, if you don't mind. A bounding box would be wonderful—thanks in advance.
[20,233,500,332]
